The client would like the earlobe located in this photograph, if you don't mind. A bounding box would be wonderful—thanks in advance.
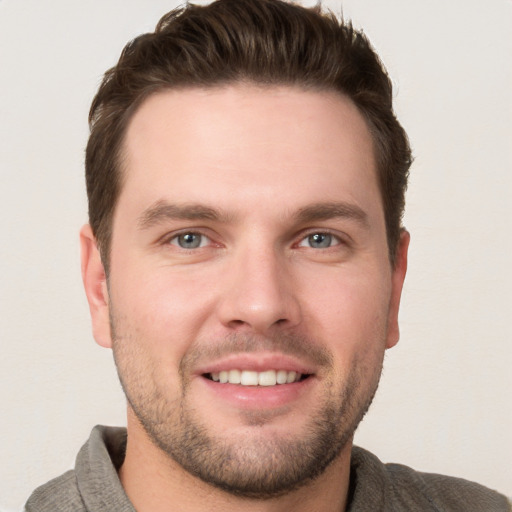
[80,224,112,348]
[385,229,410,349]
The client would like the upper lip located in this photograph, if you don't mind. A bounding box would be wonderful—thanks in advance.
[195,352,317,376]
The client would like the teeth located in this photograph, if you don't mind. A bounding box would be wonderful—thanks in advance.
[208,369,303,386]
[258,370,276,386]
[241,371,259,386]
[286,371,297,384]
[228,369,241,384]
[276,370,288,384]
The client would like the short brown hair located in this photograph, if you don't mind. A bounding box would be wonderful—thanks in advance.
[86,0,412,271]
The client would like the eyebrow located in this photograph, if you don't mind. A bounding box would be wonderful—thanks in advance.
[137,200,369,231]
[294,202,369,228]
[137,200,231,230]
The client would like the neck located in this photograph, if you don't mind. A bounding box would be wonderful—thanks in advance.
[119,411,352,512]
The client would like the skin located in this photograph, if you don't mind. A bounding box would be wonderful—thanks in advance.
[81,85,409,512]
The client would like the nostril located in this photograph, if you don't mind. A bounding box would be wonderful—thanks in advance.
[228,319,247,328]
[227,318,288,331]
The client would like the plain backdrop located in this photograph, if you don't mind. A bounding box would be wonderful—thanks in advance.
[1,0,511,510]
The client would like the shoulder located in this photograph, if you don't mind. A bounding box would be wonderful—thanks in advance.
[385,461,510,511]
[23,425,130,512]
[24,469,86,512]
[350,446,510,512]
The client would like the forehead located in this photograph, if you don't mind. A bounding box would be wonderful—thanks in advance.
[118,85,381,223]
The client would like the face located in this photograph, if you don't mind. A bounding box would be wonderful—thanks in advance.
[82,85,408,498]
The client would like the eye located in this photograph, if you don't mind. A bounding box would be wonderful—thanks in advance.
[298,232,340,249]
[169,232,209,249]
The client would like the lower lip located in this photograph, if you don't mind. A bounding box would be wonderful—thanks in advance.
[199,376,315,410]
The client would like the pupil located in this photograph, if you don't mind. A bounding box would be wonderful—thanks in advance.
[179,233,200,248]
[310,233,330,248]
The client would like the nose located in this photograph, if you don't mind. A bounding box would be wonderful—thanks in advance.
[217,245,301,334]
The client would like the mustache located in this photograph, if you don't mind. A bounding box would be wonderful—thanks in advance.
[180,332,333,374]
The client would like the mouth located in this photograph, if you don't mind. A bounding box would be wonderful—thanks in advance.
[204,369,311,386]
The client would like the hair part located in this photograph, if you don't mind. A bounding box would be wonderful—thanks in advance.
[86,0,412,272]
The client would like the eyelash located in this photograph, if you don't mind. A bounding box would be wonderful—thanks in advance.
[296,230,343,249]
[163,229,346,251]
[166,231,214,250]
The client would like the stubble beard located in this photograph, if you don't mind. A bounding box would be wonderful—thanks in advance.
[112,323,384,499]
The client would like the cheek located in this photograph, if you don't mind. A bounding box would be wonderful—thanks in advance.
[302,266,391,355]
[109,265,219,351]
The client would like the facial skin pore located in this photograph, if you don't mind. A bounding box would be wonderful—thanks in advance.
[81,85,409,512]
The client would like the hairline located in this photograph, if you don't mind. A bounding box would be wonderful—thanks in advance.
[99,80,398,272]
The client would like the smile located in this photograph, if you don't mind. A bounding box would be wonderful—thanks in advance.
[207,369,307,386]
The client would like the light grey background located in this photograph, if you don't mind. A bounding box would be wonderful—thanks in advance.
[1,1,511,510]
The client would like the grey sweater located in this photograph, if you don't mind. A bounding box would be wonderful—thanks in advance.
[25,425,510,511]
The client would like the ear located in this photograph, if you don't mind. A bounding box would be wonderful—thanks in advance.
[80,224,112,348]
[385,229,410,349]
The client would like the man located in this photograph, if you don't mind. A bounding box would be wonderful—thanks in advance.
[24,0,510,510]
